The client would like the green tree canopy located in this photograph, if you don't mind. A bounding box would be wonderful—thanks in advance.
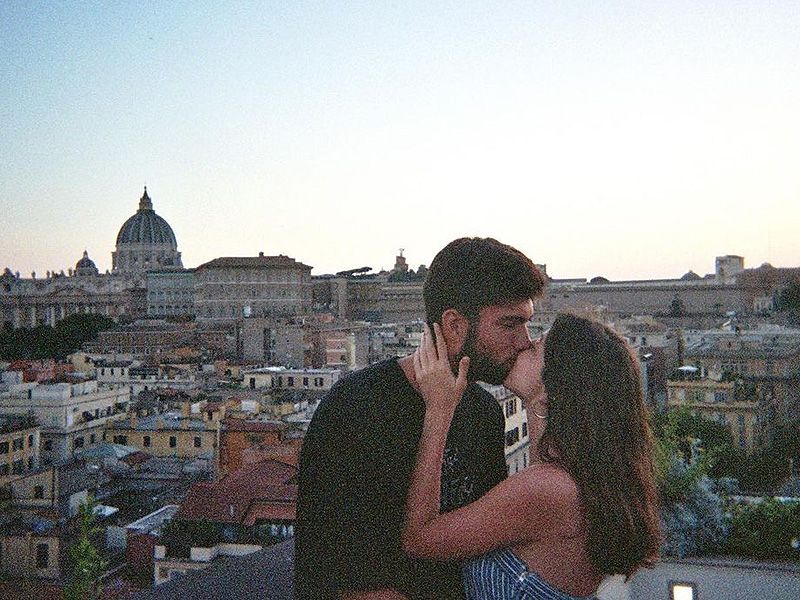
[0,313,115,360]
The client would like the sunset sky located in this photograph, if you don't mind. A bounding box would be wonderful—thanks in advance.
[2,1,798,280]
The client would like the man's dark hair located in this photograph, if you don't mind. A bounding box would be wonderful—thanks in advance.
[423,237,546,324]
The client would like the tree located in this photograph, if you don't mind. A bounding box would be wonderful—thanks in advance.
[654,410,729,557]
[723,499,800,561]
[669,296,686,317]
[651,409,743,479]
[63,501,109,600]
[0,313,115,360]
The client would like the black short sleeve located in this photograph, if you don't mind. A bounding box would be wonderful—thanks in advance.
[294,361,505,600]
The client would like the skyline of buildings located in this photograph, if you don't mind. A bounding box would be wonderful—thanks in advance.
[3,184,797,284]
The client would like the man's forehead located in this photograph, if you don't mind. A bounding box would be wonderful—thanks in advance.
[481,299,534,320]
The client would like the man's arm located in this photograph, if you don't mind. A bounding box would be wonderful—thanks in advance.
[296,380,410,598]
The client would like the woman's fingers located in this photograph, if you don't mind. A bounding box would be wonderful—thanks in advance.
[455,356,470,391]
[433,323,447,365]
[419,325,435,369]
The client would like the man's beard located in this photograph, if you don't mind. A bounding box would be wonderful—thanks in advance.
[459,324,514,385]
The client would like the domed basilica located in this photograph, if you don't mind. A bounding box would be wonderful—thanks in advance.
[1,188,184,329]
[112,187,182,274]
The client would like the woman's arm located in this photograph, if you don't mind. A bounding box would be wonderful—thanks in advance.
[402,325,575,560]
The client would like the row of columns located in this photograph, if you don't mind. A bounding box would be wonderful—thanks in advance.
[3,303,120,329]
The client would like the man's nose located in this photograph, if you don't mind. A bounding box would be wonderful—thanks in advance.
[515,327,534,351]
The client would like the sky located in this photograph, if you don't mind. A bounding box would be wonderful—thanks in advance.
[2,1,799,281]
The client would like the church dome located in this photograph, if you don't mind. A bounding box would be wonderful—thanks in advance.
[76,251,96,269]
[116,187,178,247]
[75,250,99,276]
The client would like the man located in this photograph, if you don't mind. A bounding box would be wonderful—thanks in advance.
[295,238,546,599]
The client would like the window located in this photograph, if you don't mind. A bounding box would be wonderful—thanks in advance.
[36,543,49,568]
[143,435,151,447]
[44,440,52,451]
[505,399,517,417]
[28,434,34,448]
[12,437,23,451]
[194,436,201,448]
[113,435,128,445]
[90,433,96,444]
[505,427,520,447]
[12,460,24,475]
[714,392,728,403]
[303,377,309,386]
[0,441,8,454]
[74,436,84,449]
[670,582,696,600]
[34,485,44,499]
[28,457,34,470]
[522,422,528,439]
[169,436,177,448]
[288,376,294,387]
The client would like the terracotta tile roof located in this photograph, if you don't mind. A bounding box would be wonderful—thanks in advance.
[242,503,296,525]
[177,459,297,524]
[222,418,286,433]
[122,450,153,466]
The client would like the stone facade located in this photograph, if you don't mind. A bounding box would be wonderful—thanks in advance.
[194,254,312,323]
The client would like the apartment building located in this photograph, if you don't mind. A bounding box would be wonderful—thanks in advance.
[105,409,218,459]
[0,515,61,581]
[0,378,130,464]
[683,326,800,448]
[242,366,341,392]
[219,418,288,476]
[96,361,198,396]
[481,384,531,474]
[667,378,758,452]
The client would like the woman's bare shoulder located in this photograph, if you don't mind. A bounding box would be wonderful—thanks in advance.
[514,463,580,511]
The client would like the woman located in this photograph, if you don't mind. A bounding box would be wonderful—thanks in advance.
[403,313,660,600]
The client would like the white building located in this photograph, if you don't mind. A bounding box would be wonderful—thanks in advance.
[481,383,531,475]
[242,366,341,392]
[0,379,129,464]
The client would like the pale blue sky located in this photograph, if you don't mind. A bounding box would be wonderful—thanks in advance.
[2,1,798,280]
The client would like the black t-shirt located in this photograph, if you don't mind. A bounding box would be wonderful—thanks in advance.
[294,359,508,600]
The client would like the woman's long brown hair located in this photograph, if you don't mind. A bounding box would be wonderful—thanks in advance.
[538,313,661,578]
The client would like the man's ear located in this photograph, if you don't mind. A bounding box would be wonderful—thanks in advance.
[440,309,469,356]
